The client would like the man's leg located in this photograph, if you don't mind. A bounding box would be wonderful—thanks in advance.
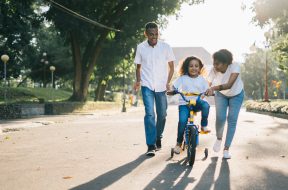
[141,86,156,147]
[155,91,167,146]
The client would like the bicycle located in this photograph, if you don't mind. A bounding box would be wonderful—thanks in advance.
[167,89,210,167]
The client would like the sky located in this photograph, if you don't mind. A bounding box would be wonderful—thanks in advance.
[161,0,269,63]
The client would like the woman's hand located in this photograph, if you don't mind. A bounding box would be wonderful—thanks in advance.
[205,87,214,96]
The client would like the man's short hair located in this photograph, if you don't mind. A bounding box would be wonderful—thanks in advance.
[145,22,158,30]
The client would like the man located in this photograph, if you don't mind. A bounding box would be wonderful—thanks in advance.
[134,22,175,156]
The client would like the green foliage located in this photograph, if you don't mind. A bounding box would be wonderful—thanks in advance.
[272,33,288,71]
[44,0,203,100]
[252,0,288,30]
[0,0,42,79]
[242,49,281,100]
[0,87,72,104]
[24,24,73,84]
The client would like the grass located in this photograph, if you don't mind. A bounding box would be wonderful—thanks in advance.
[0,87,72,104]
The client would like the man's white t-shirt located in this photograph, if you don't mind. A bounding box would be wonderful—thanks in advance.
[134,40,175,92]
[208,62,244,97]
[173,75,209,105]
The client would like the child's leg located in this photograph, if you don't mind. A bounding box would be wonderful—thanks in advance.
[177,105,190,144]
[198,100,210,127]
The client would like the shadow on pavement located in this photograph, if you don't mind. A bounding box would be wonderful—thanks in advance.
[194,157,218,190]
[70,154,147,190]
[144,158,195,190]
[214,159,230,190]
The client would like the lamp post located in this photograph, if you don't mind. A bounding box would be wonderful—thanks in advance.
[263,31,272,102]
[250,31,272,102]
[1,54,9,103]
[49,66,55,88]
[41,52,49,87]
[122,61,126,112]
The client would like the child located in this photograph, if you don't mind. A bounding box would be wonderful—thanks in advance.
[168,56,210,154]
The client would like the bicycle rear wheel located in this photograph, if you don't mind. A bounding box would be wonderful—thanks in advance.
[187,125,197,167]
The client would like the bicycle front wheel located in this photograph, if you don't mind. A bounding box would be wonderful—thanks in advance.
[187,125,197,167]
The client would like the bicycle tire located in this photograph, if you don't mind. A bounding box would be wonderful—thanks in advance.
[187,125,197,167]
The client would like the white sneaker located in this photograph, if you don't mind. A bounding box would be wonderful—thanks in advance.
[223,150,231,159]
[213,139,222,152]
[201,126,211,133]
[174,144,181,154]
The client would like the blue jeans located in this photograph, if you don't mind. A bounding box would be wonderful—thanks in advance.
[214,90,244,147]
[141,86,167,146]
[177,99,210,144]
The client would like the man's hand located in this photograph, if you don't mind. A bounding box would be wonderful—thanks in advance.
[134,81,141,92]
[166,83,171,91]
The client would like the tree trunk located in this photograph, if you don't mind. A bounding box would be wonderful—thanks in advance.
[98,83,107,101]
[94,78,103,101]
[69,31,84,101]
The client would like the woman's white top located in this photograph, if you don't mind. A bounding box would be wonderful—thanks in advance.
[208,62,244,97]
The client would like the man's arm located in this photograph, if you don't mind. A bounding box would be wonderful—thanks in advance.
[134,64,141,91]
[166,61,174,91]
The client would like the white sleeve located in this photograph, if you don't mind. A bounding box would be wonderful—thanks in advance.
[231,63,241,73]
[202,78,209,91]
[172,77,182,90]
[207,68,216,83]
[134,45,141,64]
[166,44,176,62]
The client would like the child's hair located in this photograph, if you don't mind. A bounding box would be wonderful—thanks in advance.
[213,49,233,65]
[179,56,204,76]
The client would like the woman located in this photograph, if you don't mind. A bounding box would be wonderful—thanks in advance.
[206,49,244,159]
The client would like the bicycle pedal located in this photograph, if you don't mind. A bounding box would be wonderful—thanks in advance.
[200,131,210,134]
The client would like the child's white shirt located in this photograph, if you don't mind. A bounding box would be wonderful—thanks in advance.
[173,75,209,105]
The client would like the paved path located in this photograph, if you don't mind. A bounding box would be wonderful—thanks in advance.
[0,105,287,190]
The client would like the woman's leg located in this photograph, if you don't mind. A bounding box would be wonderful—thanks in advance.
[214,92,229,140]
[177,105,189,144]
[224,90,244,149]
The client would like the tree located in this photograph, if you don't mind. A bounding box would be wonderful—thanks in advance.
[45,0,203,101]
[26,24,73,87]
[0,0,41,81]
[252,0,288,31]
[242,49,281,100]
[252,0,288,78]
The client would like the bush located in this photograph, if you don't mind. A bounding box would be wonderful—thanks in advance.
[245,100,288,115]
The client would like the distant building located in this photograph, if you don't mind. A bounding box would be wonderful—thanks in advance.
[172,47,213,74]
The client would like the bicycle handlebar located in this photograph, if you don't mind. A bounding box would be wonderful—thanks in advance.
[167,89,214,102]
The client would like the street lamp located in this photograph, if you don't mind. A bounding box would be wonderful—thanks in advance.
[263,31,272,102]
[122,60,126,112]
[250,31,272,102]
[41,52,49,87]
[49,66,55,88]
[1,54,9,103]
